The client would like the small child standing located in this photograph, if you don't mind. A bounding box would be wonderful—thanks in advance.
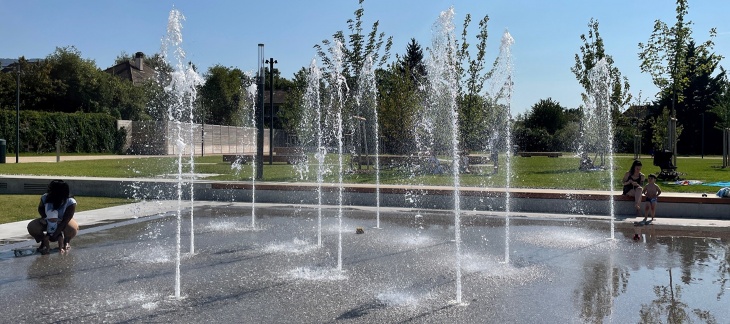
[642,174,662,222]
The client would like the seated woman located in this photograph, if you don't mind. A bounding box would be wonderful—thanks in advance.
[622,160,645,214]
[26,180,78,254]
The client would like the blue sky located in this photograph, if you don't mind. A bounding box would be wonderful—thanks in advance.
[2,0,728,116]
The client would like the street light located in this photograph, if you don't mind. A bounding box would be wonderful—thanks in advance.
[256,44,265,180]
[265,58,277,165]
[16,61,20,163]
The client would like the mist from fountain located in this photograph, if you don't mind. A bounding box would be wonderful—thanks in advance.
[425,7,463,304]
[160,8,203,299]
[356,55,381,228]
[494,30,515,263]
[584,58,616,238]
[239,74,258,227]
[330,39,349,271]
[298,58,326,246]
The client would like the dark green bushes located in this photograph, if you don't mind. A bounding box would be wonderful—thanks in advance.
[0,110,125,154]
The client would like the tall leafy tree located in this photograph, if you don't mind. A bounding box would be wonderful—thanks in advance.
[638,0,722,153]
[572,18,632,158]
[523,98,567,135]
[399,38,426,84]
[198,65,248,126]
[513,98,568,152]
[377,63,419,154]
[278,67,309,133]
[44,46,112,114]
[572,18,632,110]
[314,0,392,84]
[638,0,720,105]
[654,41,724,154]
[314,0,393,156]
[0,48,148,120]
[454,13,497,152]
[712,69,730,130]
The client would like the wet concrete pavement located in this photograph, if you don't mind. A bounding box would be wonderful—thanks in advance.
[1,204,728,323]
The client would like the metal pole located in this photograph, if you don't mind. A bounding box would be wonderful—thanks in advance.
[16,63,20,163]
[724,128,729,168]
[266,58,277,164]
[256,44,265,180]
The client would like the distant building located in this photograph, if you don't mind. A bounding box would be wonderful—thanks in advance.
[104,52,156,85]
[623,104,651,121]
[0,58,43,73]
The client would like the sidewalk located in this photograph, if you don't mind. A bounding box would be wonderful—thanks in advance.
[9,155,167,163]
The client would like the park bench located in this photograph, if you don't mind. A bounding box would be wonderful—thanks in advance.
[518,152,562,158]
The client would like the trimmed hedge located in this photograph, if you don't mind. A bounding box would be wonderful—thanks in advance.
[0,110,125,154]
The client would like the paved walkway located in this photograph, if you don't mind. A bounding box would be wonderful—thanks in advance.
[9,155,167,163]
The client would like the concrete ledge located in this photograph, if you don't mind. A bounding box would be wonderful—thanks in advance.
[209,182,728,219]
[1,176,727,220]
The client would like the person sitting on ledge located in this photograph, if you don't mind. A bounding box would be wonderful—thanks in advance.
[622,160,645,214]
[26,180,79,254]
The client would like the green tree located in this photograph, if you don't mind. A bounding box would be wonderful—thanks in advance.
[711,69,730,130]
[572,18,632,157]
[679,41,723,154]
[651,107,684,151]
[399,38,426,83]
[314,0,393,157]
[638,0,720,103]
[523,98,567,135]
[377,63,420,154]
[314,0,392,83]
[44,46,111,114]
[456,14,495,153]
[572,18,632,110]
[0,49,149,120]
[278,67,309,133]
[198,65,248,126]
[0,57,55,112]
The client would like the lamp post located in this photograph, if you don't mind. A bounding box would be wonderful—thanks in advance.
[265,58,277,165]
[256,44,265,180]
[16,62,20,163]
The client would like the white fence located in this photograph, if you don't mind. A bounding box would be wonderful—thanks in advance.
[117,120,269,155]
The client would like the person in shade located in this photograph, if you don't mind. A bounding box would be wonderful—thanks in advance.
[26,180,78,254]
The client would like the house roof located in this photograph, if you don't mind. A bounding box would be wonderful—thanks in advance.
[104,60,156,85]
[0,58,43,73]
[623,105,650,119]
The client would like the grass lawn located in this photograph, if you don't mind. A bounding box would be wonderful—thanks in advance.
[0,195,133,224]
[0,153,727,194]
[0,153,726,225]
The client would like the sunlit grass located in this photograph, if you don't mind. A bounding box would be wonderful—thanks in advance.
[0,195,133,224]
[0,154,727,194]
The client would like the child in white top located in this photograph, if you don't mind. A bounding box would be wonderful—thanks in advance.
[43,205,66,252]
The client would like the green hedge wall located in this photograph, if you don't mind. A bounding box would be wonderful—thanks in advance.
[0,110,126,154]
